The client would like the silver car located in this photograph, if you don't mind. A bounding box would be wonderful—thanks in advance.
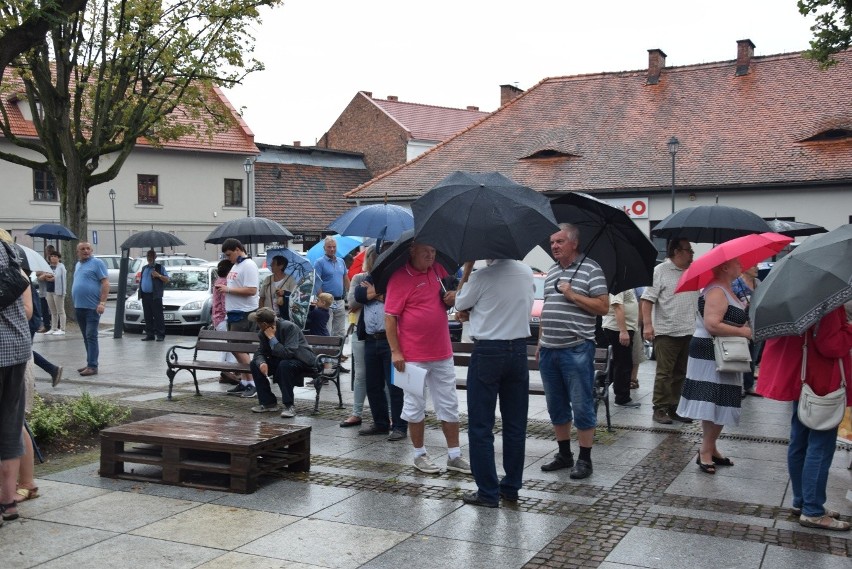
[126,254,208,294]
[95,255,134,295]
[123,265,216,333]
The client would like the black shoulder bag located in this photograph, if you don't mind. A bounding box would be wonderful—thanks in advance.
[0,242,31,310]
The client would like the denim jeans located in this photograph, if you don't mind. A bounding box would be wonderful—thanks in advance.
[75,307,100,369]
[467,339,529,503]
[788,402,838,517]
[251,357,313,407]
[364,337,407,432]
[539,341,596,429]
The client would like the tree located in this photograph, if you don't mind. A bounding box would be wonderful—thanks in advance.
[0,0,88,76]
[799,0,852,67]
[0,0,281,284]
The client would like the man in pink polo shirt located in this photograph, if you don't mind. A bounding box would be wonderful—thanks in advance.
[385,242,471,475]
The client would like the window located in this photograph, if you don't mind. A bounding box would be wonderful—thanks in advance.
[224,179,243,207]
[137,174,159,204]
[33,169,57,201]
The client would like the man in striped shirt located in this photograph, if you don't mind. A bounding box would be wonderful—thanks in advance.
[537,224,609,480]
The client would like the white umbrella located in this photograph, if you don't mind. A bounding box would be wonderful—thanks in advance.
[16,244,53,273]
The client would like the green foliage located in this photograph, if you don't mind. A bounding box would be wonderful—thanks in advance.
[799,0,852,68]
[27,394,70,444]
[68,392,131,434]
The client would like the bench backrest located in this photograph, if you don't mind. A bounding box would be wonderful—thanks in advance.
[194,329,259,356]
[304,335,345,358]
[451,341,610,375]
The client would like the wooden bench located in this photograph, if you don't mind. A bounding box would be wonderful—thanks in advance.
[100,413,311,493]
[165,329,346,412]
[451,341,614,431]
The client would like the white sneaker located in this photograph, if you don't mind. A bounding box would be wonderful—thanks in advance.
[280,405,296,418]
[43,330,54,335]
[414,453,441,474]
[53,330,65,336]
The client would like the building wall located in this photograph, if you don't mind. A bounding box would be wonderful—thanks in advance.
[318,94,408,176]
[0,140,253,261]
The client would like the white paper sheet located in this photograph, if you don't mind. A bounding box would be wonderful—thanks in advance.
[391,363,427,394]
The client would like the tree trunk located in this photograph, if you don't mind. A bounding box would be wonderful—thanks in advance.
[60,163,90,323]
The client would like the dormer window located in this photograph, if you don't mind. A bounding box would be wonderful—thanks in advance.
[800,128,852,143]
[520,149,579,160]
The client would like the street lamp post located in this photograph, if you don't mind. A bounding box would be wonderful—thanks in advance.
[667,136,680,213]
[108,188,117,253]
[243,158,252,218]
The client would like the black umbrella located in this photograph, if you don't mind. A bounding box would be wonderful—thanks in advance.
[542,193,658,293]
[411,171,559,263]
[121,230,186,250]
[370,229,458,293]
[204,216,294,245]
[765,218,827,237]
[651,205,772,244]
[27,223,77,241]
[750,224,852,341]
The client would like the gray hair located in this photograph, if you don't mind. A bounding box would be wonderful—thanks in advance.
[558,223,579,244]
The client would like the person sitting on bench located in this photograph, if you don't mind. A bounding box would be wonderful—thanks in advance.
[248,307,316,418]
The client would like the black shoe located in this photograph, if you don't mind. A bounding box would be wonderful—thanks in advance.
[614,400,641,408]
[338,365,350,374]
[226,384,247,396]
[570,459,593,479]
[462,491,498,508]
[387,429,407,441]
[358,424,390,436]
[499,490,519,502]
[669,411,693,423]
[540,452,574,472]
[141,336,155,341]
[155,337,165,342]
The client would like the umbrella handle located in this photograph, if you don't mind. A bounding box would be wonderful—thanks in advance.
[457,261,475,292]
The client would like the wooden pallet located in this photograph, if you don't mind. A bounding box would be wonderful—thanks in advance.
[100,413,311,493]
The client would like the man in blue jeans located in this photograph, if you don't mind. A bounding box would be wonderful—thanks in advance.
[71,242,109,377]
[450,259,534,507]
[537,224,609,480]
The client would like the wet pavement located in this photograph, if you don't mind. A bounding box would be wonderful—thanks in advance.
[2,308,851,568]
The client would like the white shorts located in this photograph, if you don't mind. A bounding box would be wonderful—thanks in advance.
[400,357,459,423]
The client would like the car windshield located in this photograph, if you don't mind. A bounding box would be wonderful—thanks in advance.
[533,276,545,300]
[165,271,209,292]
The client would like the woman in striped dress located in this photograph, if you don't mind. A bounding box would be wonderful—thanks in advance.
[676,259,752,474]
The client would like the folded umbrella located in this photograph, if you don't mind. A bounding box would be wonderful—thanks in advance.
[750,224,852,341]
[652,205,772,244]
[370,229,458,293]
[412,171,558,263]
[543,193,658,293]
[675,232,792,293]
[328,203,414,241]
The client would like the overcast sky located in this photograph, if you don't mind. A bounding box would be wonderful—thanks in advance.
[223,0,818,147]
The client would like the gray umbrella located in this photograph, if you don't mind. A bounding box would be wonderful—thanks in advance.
[765,218,827,237]
[121,230,186,250]
[750,224,852,341]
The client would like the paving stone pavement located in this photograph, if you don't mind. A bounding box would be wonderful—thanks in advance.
[2,323,850,568]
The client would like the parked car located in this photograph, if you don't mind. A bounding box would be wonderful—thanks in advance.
[126,254,208,294]
[95,255,134,295]
[123,265,216,333]
[527,273,547,343]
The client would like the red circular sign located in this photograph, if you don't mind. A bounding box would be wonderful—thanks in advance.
[631,200,646,216]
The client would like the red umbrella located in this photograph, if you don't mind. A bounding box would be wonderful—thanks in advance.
[675,232,793,293]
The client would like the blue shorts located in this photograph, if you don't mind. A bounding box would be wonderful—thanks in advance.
[539,341,596,430]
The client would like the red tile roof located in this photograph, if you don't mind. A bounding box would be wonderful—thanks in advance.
[347,49,852,201]
[368,94,490,142]
[0,71,257,155]
[254,161,372,233]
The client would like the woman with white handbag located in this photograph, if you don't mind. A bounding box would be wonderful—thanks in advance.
[758,306,852,531]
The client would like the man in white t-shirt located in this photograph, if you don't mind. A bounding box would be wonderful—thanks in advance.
[215,238,260,397]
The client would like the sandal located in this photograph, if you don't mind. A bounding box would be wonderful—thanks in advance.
[630,380,639,389]
[799,514,851,531]
[711,456,734,467]
[1,501,18,521]
[696,455,716,474]
[15,486,39,502]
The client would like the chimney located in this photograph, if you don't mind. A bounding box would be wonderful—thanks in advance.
[736,39,755,76]
[647,49,666,85]
[466,105,479,111]
[387,95,398,101]
[499,84,524,106]
[293,141,301,147]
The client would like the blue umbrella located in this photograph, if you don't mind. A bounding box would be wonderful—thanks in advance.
[328,204,414,241]
[27,223,78,241]
[306,235,363,264]
[265,248,314,281]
